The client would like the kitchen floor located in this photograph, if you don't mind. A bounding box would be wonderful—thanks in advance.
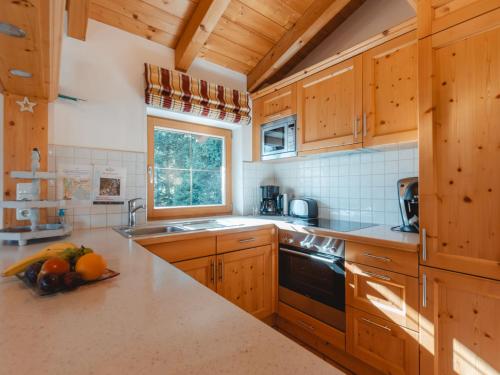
[274,327,354,375]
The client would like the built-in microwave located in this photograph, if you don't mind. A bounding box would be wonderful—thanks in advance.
[260,115,297,160]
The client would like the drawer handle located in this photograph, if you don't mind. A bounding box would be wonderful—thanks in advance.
[363,270,391,281]
[362,252,391,262]
[361,317,391,332]
[239,237,256,243]
[296,320,315,332]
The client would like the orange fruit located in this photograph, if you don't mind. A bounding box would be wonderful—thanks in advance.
[40,257,70,276]
[75,253,107,281]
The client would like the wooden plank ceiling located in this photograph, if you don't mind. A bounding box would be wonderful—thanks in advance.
[85,0,364,90]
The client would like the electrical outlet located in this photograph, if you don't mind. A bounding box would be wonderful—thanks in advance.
[16,183,33,221]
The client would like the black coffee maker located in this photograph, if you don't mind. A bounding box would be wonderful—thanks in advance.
[395,177,419,233]
[260,185,281,215]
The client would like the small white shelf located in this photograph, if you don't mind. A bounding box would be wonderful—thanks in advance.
[0,224,72,246]
[0,200,63,209]
[10,171,56,179]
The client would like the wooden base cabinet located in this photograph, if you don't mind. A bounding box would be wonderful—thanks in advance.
[346,306,419,375]
[419,266,500,375]
[217,245,274,319]
[419,10,500,281]
[173,256,216,291]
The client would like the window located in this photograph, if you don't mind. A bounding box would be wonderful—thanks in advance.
[147,117,232,219]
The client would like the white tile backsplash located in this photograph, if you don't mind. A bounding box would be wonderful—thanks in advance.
[243,144,418,226]
[47,145,147,228]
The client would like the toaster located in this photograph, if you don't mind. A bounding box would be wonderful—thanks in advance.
[289,198,318,218]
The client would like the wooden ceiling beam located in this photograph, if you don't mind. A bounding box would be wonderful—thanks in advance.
[67,0,90,41]
[175,0,231,72]
[247,0,358,91]
[0,0,64,100]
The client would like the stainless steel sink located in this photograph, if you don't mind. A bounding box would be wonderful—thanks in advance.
[114,225,187,238]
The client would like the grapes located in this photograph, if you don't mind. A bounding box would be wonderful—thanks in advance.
[38,273,61,293]
[25,262,43,285]
[62,272,83,290]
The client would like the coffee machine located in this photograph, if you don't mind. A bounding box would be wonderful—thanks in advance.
[259,185,281,215]
[395,177,419,233]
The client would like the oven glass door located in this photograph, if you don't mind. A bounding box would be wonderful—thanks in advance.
[279,247,345,312]
[263,126,286,154]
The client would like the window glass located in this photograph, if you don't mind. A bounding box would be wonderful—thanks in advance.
[153,128,225,208]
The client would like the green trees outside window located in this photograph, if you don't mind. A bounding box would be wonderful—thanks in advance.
[153,128,224,208]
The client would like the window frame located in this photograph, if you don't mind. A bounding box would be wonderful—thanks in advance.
[147,116,232,220]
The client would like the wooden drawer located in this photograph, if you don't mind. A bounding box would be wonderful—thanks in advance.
[217,228,274,254]
[143,236,216,263]
[346,262,419,331]
[278,302,345,351]
[346,306,419,375]
[345,241,418,277]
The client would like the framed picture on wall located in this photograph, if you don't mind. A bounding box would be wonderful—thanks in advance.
[92,166,126,204]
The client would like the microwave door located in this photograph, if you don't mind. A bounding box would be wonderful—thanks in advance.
[263,127,286,154]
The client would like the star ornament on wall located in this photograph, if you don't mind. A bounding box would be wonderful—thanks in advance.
[16,96,37,112]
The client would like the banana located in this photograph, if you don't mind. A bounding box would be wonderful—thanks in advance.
[1,242,78,277]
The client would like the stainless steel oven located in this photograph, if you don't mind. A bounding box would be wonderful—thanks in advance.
[279,230,346,332]
[261,115,296,160]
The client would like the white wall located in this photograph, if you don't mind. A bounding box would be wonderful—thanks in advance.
[50,18,247,152]
[291,0,415,74]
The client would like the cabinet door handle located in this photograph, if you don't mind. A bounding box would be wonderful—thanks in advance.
[422,228,427,262]
[361,317,391,332]
[218,259,224,282]
[210,259,215,284]
[297,320,315,332]
[362,252,391,262]
[239,237,256,243]
[364,270,391,281]
[422,272,427,308]
[362,112,367,137]
[353,117,359,141]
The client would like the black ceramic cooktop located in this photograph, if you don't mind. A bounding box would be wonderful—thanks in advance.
[285,218,375,232]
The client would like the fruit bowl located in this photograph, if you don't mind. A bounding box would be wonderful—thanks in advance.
[16,268,119,296]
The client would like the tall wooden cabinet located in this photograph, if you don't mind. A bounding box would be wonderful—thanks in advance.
[362,31,418,147]
[297,56,362,152]
[417,0,500,38]
[419,10,500,281]
[419,266,500,374]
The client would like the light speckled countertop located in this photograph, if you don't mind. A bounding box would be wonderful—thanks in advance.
[0,227,341,375]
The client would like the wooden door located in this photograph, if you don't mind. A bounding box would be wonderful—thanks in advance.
[419,266,500,375]
[252,84,297,161]
[346,261,419,331]
[297,55,362,153]
[362,31,418,147]
[217,245,274,319]
[417,0,500,38]
[346,306,419,375]
[173,256,216,291]
[419,11,500,280]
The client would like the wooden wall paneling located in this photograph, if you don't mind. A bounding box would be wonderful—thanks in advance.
[419,266,500,375]
[174,0,230,71]
[247,0,358,91]
[362,31,418,147]
[3,94,48,227]
[67,0,90,41]
[418,10,500,281]
[0,0,64,100]
[417,0,500,38]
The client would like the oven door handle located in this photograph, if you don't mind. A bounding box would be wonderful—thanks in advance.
[280,247,336,264]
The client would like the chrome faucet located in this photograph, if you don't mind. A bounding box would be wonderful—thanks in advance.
[128,198,145,227]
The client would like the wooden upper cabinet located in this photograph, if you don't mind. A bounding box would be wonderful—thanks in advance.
[419,266,500,375]
[216,245,274,319]
[297,56,362,153]
[419,11,500,281]
[173,256,216,291]
[253,84,297,125]
[362,31,418,147]
[417,0,500,38]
